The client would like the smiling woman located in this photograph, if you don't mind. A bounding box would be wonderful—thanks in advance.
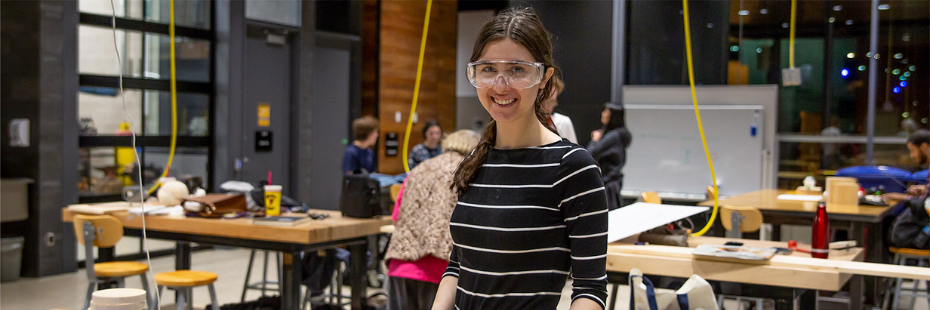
[431,7,609,310]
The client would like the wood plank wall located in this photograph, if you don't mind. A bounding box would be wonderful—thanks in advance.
[377,0,458,175]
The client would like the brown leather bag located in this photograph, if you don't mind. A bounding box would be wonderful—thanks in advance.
[181,193,248,218]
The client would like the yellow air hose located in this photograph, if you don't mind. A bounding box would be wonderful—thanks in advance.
[402,0,433,173]
[683,0,719,237]
[147,0,179,194]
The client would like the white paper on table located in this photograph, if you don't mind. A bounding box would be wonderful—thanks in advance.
[776,194,823,202]
[607,202,710,243]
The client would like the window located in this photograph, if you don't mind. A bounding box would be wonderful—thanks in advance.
[77,0,213,202]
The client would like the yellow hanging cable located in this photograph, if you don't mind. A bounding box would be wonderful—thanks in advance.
[147,0,179,194]
[789,0,797,68]
[402,0,433,173]
[683,0,719,237]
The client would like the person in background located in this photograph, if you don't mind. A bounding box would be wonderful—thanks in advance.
[408,119,444,170]
[343,116,379,175]
[587,102,632,210]
[541,75,578,143]
[386,130,480,310]
[884,130,930,249]
[432,8,608,310]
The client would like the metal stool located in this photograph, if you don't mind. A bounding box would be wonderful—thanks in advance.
[155,270,219,310]
[882,247,930,310]
[241,249,283,302]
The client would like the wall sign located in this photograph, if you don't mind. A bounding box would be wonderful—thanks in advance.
[258,103,271,127]
[385,132,398,157]
[256,130,273,152]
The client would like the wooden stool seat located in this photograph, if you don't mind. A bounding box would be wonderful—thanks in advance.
[94,261,149,277]
[155,270,217,287]
[889,247,930,257]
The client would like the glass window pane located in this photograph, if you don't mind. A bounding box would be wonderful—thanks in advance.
[78,147,137,196]
[145,0,212,29]
[144,33,211,82]
[145,147,209,186]
[79,25,143,78]
[78,89,143,135]
[777,141,918,189]
[79,0,144,19]
[143,91,209,136]
[246,0,301,27]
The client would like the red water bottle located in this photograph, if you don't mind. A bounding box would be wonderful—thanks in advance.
[811,201,830,259]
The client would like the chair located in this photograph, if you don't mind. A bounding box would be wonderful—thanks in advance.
[155,270,220,310]
[720,205,763,239]
[73,214,151,310]
[641,191,661,204]
[882,247,930,310]
[706,186,717,201]
[715,206,766,309]
[240,250,283,302]
[390,184,403,203]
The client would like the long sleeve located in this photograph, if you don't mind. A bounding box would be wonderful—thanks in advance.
[342,147,358,175]
[559,149,609,309]
[585,130,622,160]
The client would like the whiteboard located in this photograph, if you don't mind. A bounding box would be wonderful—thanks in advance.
[623,104,764,197]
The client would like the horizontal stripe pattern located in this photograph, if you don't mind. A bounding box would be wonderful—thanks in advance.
[446,140,608,309]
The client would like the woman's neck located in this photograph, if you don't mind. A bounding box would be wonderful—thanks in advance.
[495,115,561,149]
[423,140,439,149]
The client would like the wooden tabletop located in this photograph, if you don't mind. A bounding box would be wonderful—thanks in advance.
[697,189,891,219]
[62,207,392,245]
[607,236,865,291]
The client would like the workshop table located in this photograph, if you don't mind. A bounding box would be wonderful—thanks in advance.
[698,189,896,304]
[607,237,866,310]
[63,207,391,310]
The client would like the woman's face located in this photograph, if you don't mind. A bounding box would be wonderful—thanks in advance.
[475,39,552,125]
[425,125,442,145]
[601,108,611,125]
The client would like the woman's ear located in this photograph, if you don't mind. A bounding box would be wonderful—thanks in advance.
[539,67,555,90]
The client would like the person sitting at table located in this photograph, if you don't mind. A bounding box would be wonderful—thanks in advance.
[886,130,930,249]
[407,119,444,170]
[343,115,380,175]
[385,130,479,310]
[883,130,930,202]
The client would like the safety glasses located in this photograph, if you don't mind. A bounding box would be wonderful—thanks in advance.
[466,60,546,89]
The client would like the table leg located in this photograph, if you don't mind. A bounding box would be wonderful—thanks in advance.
[348,242,367,310]
[281,252,302,310]
[175,242,192,306]
[793,289,816,310]
[771,224,782,241]
[850,274,863,310]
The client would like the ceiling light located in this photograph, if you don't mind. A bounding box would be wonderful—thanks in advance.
[894,53,903,59]
[828,17,835,23]
[760,8,769,14]
[846,19,854,25]
[738,10,749,16]
[833,5,842,11]
[878,4,890,10]
[782,23,789,29]
[909,66,916,71]
[847,53,855,58]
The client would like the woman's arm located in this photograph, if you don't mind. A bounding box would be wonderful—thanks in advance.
[431,276,458,310]
[569,298,604,310]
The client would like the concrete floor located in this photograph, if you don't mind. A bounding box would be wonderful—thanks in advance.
[1,246,927,310]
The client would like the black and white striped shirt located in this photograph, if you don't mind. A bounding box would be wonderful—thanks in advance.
[444,139,609,309]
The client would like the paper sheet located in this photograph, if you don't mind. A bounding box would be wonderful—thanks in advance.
[607,202,710,243]
[776,194,823,202]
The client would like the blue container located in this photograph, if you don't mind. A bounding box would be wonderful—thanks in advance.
[911,170,928,184]
[835,166,910,193]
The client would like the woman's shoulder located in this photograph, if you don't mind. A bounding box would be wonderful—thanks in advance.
[556,140,597,168]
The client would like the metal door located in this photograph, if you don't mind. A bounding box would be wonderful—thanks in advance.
[309,38,352,210]
[241,25,292,189]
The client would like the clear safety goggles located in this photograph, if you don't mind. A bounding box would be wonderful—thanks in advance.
[466,60,546,89]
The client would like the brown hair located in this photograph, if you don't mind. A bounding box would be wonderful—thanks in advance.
[452,7,560,193]
[352,116,379,141]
